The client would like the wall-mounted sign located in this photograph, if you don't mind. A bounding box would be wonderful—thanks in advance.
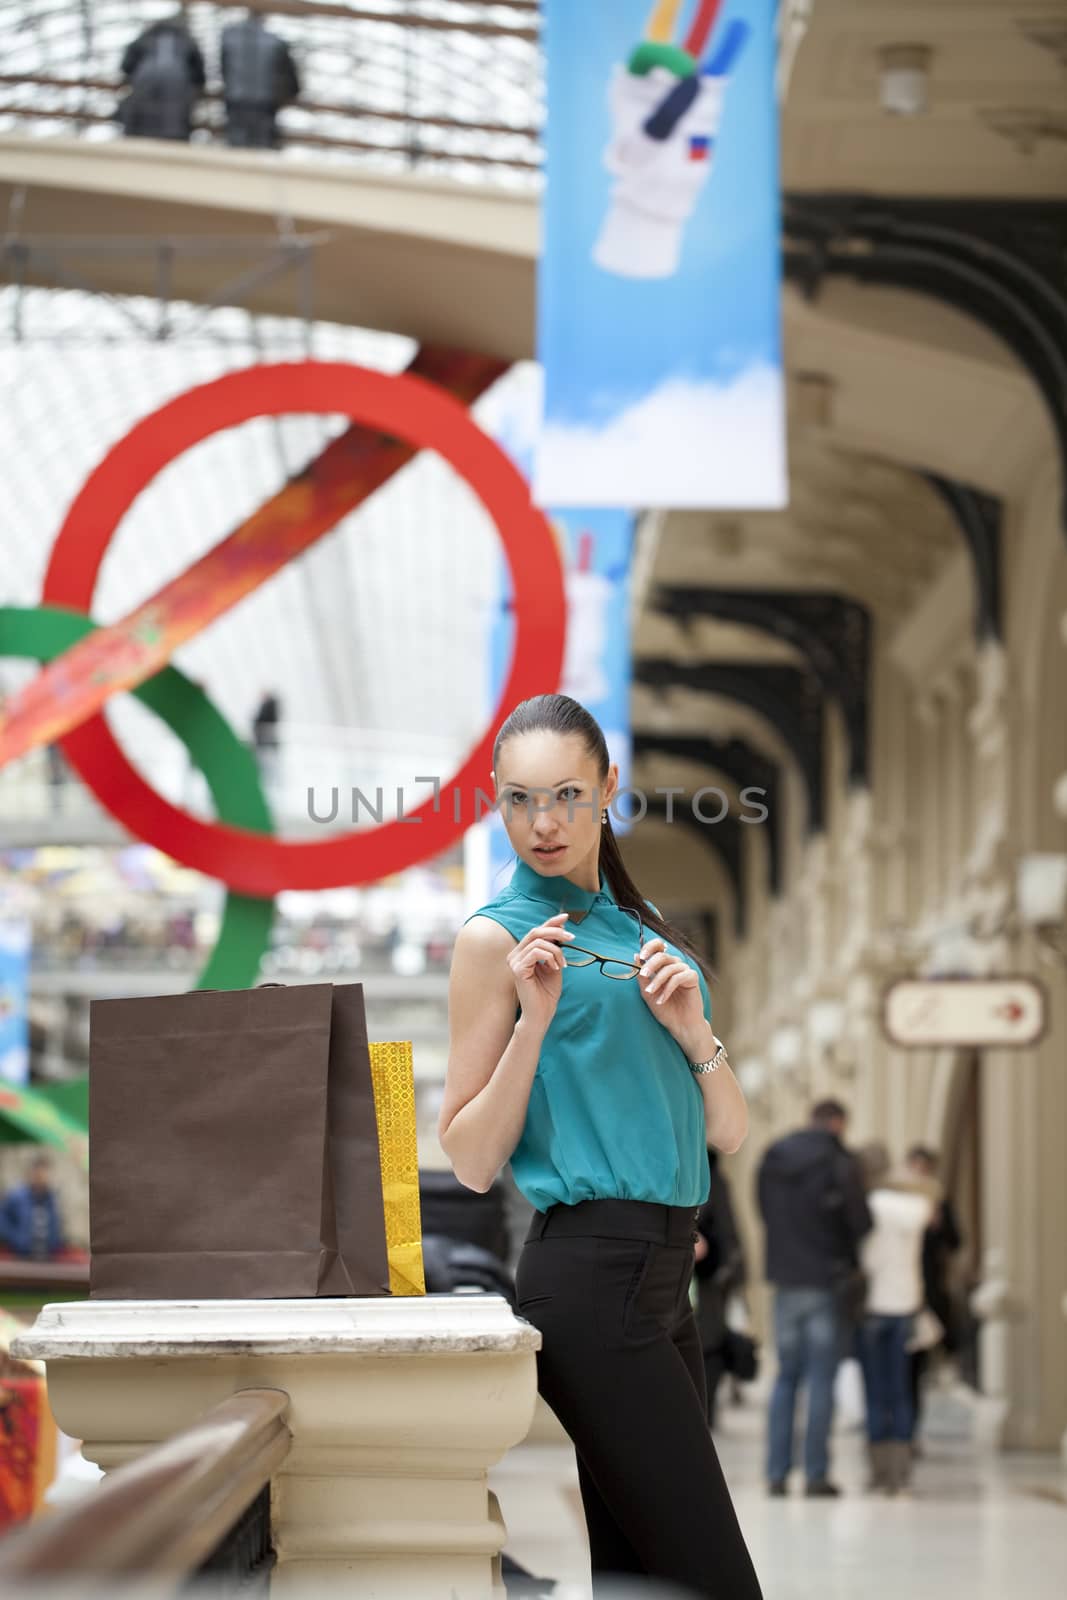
[882,977,1047,1049]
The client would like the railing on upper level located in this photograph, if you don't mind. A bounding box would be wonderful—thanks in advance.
[0,1388,291,1588]
[0,0,543,189]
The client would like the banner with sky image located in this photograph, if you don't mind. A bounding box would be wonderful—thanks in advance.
[0,917,30,1085]
[486,510,634,895]
[536,0,785,510]
[471,368,634,901]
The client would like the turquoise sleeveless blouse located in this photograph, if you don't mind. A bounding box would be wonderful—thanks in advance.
[465,857,711,1213]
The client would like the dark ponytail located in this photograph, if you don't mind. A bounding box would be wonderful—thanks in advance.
[493,693,715,984]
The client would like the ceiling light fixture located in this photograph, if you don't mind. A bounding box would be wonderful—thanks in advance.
[1016,853,1067,964]
[878,43,932,116]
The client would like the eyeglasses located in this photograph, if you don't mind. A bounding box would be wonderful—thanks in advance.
[560,904,644,982]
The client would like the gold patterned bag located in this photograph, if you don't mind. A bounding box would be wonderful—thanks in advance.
[368,1042,426,1296]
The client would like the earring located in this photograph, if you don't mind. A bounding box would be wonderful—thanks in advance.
[601,809,609,825]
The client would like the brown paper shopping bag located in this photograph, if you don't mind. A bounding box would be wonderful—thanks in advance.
[88,982,391,1300]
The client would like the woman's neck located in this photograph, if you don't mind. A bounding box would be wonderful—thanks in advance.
[562,847,600,895]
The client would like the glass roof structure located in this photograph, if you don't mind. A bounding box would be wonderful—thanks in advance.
[0,3,549,833]
[0,283,539,823]
[0,0,543,188]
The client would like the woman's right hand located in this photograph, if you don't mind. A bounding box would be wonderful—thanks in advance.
[507,912,573,1033]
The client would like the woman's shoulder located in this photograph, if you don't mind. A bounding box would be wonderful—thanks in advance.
[461,884,531,942]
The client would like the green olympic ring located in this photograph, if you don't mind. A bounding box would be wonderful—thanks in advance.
[0,605,275,990]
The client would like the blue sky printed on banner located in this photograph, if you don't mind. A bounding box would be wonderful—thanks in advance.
[481,371,635,896]
[536,0,785,509]
[0,918,30,1085]
[487,511,635,895]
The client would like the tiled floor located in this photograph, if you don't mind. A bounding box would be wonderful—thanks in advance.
[491,1382,1067,1599]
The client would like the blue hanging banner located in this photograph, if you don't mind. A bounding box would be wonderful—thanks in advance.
[0,916,31,1085]
[478,375,635,897]
[536,0,785,510]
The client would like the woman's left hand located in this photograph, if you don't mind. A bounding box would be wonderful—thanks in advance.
[636,937,705,1045]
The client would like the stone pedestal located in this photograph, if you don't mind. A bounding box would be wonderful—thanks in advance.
[13,1295,540,1598]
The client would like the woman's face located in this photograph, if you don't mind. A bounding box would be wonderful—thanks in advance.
[493,730,617,879]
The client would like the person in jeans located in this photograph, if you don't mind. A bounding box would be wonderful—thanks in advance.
[757,1098,871,1496]
[858,1144,937,1494]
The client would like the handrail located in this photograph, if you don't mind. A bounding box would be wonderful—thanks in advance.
[0,104,541,171]
[0,1258,90,1295]
[0,73,542,144]
[0,1388,291,1583]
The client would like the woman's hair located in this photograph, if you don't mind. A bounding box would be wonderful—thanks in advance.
[493,693,715,982]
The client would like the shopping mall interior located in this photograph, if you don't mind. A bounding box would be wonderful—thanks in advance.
[0,2,1065,1596]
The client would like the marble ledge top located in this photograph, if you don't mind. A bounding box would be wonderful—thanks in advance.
[12,1293,542,1362]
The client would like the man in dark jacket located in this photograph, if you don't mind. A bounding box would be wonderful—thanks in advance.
[220,12,300,150]
[1,1156,64,1261]
[757,1098,871,1497]
[118,16,206,142]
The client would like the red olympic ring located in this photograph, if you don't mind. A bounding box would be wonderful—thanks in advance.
[42,362,566,896]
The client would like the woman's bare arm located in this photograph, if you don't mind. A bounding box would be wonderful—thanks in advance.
[438,916,557,1192]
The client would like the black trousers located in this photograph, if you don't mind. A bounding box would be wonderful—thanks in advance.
[516,1199,762,1600]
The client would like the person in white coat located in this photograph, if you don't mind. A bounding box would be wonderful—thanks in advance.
[857,1143,937,1494]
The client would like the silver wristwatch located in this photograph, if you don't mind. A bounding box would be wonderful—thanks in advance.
[689,1037,728,1076]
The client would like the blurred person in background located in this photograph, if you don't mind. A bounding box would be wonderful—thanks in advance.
[906,1143,963,1450]
[251,689,283,792]
[758,1098,871,1497]
[118,13,206,142]
[857,1143,938,1496]
[0,1154,64,1262]
[45,743,66,815]
[694,1146,747,1429]
[220,10,300,149]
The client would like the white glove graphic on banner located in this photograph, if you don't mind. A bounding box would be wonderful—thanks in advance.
[593,17,749,281]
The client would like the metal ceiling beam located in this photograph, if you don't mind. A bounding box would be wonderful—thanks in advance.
[650,587,871,787]
[642,796,746,938]
[194,0,539,40]
[632,730,783,896]
[634,659,826,833]
[923,476,1003,642]
[0,74,542,144]
[784,195,1067,542]
[0,234,323,343]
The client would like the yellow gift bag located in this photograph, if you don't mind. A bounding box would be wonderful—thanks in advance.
[368,1042,425,1296]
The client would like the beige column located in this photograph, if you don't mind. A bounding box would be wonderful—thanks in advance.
[913,693,942,933]
[964,641,1012,940]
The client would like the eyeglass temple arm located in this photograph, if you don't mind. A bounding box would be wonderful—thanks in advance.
[566,944,643,971]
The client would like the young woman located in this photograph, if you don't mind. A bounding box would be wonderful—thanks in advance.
[440,694,762,1600]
